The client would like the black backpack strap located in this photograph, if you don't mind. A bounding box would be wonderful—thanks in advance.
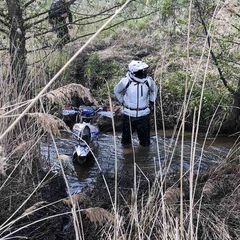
[144,79,150,89]
[125,79,132,90]
[125,78,150,90]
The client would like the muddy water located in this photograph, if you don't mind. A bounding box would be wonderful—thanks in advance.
[40,131,236,195]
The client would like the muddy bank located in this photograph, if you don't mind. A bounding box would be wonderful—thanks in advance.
[2,158,239,239]
[80,160,240,239]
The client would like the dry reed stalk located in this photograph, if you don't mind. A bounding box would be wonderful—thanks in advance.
[43,83,97,105]
[22,201,48,216]
[82,207,114,227]
[28,112,68,136]
[196,207,232,240]
[62,193,88,206]
[0,145,7,175]
[0,108,5,116]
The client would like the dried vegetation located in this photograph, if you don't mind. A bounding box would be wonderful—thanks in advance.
[43,83,97,106]
[28,112,69,136]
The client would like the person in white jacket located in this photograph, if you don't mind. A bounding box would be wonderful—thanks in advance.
[114,60,158,146]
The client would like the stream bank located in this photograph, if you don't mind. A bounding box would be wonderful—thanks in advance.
[4,157,239,240]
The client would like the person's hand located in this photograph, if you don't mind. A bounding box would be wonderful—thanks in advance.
[61,12,68,18]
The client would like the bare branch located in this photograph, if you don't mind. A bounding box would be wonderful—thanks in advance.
[23,0,36,8]
[231,24,240,32]
[24,16,48,30]
[24,10,49,23]
[196,0,236,95]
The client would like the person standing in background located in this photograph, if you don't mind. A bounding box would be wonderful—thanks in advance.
[48,0,73,49]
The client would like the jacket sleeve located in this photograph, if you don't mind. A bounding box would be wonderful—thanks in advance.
[148,77,158,102]
[114,79,126,104]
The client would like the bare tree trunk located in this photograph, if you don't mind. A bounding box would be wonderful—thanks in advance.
[6,0,27,95]
[224,81,240,132]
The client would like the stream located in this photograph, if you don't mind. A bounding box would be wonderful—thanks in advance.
[40,130,236,195]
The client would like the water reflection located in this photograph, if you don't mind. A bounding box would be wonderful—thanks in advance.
[40,131,232,195]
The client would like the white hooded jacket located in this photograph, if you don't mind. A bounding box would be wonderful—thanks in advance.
[114,72,158,117]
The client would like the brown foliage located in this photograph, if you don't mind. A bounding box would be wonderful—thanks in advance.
[22,201,48,216]
[43,83,97,106]
[163,187,181,206]
[82,207,114,227]
[62,193,88,206]
[28,112,68,136]
[0,145,7,175]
